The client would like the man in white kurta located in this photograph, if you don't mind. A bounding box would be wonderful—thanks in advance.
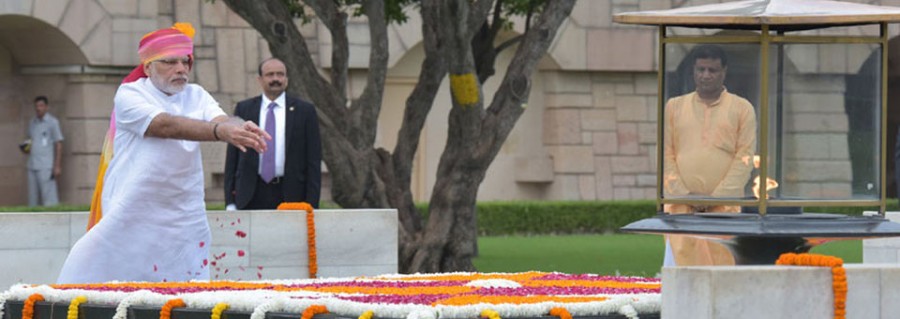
[58,23,269,283]
[58,78,224,283]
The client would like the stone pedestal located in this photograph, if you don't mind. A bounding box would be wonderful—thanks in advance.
[0,209,398,289]
[662,264,900,319]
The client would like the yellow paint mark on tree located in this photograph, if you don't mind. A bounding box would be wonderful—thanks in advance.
[450,73,480,107]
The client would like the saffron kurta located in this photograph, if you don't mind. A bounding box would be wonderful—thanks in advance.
[663,89,756,266]
[58,78,225,283]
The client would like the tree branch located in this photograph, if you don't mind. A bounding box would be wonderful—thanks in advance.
[305,0,349,99]
[478,0,576,161]
[468,0,496,38]
[391,0,448,240]
[494,34,523,55]
[220,0,347,131]
[348,0,389,150]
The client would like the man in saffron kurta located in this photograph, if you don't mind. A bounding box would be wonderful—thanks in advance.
[57,23,270,283]
[663,44,756,266]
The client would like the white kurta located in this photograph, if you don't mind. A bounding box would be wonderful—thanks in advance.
[58,78,225,283]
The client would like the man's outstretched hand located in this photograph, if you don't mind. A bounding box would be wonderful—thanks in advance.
[218,118,271,153]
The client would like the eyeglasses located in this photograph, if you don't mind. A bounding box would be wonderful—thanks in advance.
[154,58,191,67]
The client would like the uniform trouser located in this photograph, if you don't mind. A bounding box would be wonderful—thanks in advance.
[28,168,58,206]
[663,204,738,266]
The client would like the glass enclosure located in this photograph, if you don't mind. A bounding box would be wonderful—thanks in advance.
[660,26,884,213]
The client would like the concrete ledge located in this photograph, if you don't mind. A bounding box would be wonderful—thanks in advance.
[662,264,900,319]
[0,209,398,288]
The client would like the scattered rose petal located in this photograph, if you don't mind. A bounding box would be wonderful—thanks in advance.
[224,268,230,274]
[211,261,218,267]
[238,218,241,224]
[199,241,205,248]
[214,274,219,279]
[258,266,264,270]
[237,250,246,257]
[235,230,247,238]
[231,222,235,226]
[257,272,262,279]
[203,259,209,266]
[153,264,158,272]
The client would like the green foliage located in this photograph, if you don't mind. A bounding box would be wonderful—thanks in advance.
[475,201,658,236]
[417,200,900,236]
[501,0,545,16]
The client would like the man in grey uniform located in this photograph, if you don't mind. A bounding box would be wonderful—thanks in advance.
[24,96,64,206]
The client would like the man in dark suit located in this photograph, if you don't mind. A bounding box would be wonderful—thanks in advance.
[224,58,322,209]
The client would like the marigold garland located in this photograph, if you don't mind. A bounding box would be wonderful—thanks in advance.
[22,293,44,319]
[300,304,328,319]
[480,309,501,319]
[160,298,186,319]
[549,307,572,319]
[67,295,88,319]
[776,253,846,319]
[278,202,317,278]
[210,302,229,319]
[358,310,374,319]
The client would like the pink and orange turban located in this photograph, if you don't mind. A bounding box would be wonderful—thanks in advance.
[138,22,195,65]
[121,22,196,83]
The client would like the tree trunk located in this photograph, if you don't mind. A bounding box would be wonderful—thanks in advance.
[219,0,575,274]
[405,0,575,273]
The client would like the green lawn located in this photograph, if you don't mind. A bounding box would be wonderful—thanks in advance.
[473,234,862,277]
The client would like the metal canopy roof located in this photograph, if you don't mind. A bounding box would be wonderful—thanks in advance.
[614,0,900,31]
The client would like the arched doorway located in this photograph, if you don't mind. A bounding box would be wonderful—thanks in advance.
[0,15,90,205]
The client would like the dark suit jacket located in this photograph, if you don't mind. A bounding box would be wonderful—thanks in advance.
[223,94,322,208]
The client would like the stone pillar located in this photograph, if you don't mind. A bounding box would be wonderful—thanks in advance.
[62,74,121,205]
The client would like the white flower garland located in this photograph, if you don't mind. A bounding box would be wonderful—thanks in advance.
[618,304,638,319]
[465,279,521,288]
[1,273,661,319]
[0,291,9,319]
[113,290,159,319]
[406,309,437,319]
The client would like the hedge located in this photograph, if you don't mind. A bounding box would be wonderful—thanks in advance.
[5,200,898,236]
[419,200,900,236]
